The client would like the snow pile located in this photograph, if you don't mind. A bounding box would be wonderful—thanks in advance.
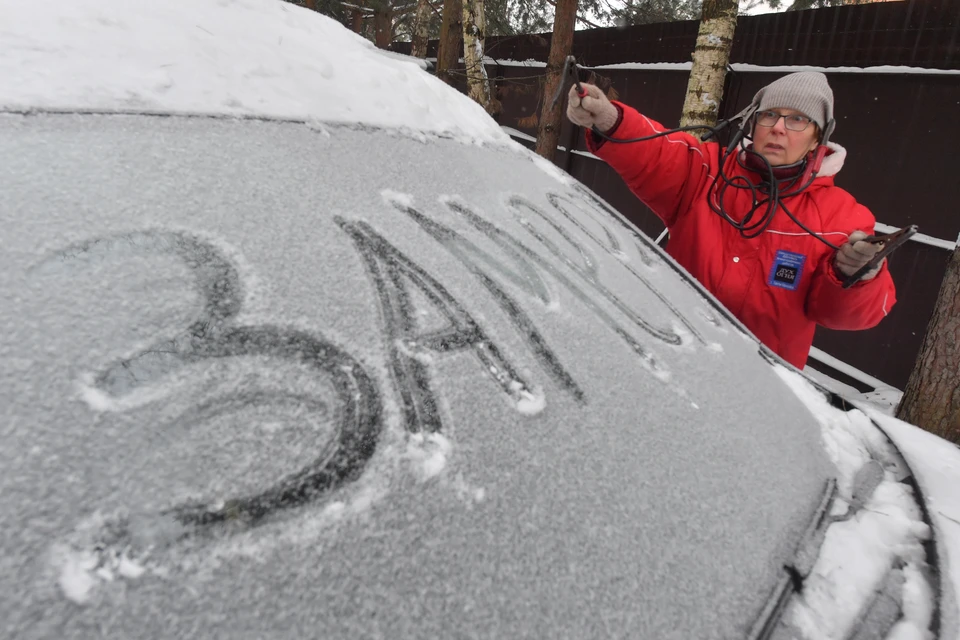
[53,547,100,605]
[77,371,181,413]
[402,433,487,508]
[776,367,935,639]
[49,510,167,606]
[405,432,453,482]
[381,189,416,209]
[0,0,509,144]
[514,385,547,415]
[451,472,487,505]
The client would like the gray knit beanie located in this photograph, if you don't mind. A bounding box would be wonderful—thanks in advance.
[751,71,835,139]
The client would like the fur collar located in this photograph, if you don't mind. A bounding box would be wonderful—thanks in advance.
[817,141,846,177]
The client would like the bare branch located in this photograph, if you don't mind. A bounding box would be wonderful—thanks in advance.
[576,13,605,29]
[341,2,374,13]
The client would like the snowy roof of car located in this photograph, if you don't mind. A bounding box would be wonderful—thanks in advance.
[0,0,508,144]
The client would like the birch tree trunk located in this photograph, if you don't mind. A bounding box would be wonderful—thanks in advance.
[679,0,739,128]
[535,0,578,160]
[436,0,463,86]
[410,0,432,58]
[462,0,491,111]
[896,245,960,444]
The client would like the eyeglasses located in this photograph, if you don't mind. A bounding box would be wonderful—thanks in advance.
[755,110,814,132]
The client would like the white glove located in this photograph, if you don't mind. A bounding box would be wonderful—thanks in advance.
[566,83,619,133]
[835,230,885,281]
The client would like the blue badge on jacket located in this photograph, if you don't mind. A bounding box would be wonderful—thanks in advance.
[769,250,807,291]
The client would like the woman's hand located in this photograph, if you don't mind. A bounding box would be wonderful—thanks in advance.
[566,83,619,133]
[835,230,885,281]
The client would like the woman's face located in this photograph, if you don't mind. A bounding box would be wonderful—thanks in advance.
[752,108,820,166]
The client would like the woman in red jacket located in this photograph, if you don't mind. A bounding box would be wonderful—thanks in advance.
[566,71,896,369]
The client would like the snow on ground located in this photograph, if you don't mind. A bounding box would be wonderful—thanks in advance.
[776,366,935,639]
[0,0,508,145]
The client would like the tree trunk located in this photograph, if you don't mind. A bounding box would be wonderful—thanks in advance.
[436,0,463,86]
[679,0,739,129]
[462,0,491,111]
[411,0,432,58]
[373,5,393,48]
[303,0,317,10]
[535,0,578,161]
[895,245,960,444]
[351,5,365,34]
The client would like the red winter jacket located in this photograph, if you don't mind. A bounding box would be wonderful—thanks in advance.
[588,103,896,369]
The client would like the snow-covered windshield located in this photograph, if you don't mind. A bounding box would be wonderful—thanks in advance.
[1,113,834,639]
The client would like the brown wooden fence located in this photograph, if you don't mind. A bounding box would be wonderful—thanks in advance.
[393,0,960,69]
[391,0,960,390]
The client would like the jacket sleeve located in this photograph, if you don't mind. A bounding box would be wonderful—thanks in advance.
[805,205,897,330]
[586,102,715,229]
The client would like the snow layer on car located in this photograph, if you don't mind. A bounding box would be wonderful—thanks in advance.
[2,114,834,639]
[0,0,508,145]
